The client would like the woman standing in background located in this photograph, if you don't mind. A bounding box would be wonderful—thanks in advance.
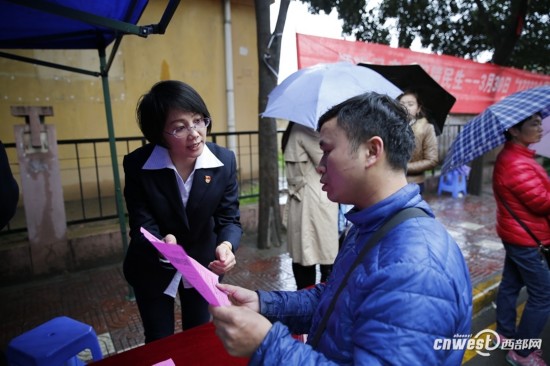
[398,90,438,193]
[282,122,338,289]
[493,112,550,366]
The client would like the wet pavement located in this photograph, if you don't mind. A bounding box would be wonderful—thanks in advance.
[0,190,506,364]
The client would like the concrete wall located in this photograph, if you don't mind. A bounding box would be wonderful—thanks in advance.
[0,0,258,141]
[0,0,259,201]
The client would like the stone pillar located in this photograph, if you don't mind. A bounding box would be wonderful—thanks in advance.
[12,106,69,275]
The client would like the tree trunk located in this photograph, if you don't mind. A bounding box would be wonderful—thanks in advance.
[254,0,290,249]
[491,0,529,65]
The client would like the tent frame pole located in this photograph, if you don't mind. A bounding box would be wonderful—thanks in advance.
[98,47,134,299]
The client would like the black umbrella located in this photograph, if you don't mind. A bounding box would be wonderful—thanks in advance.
[358,63,456,135]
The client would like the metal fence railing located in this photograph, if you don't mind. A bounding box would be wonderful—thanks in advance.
[1,130,281,235]
[1,123,463,236]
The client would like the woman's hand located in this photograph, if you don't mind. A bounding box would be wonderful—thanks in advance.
[163,234,177,244]
[209,241,236,275]
[158,233,178,262]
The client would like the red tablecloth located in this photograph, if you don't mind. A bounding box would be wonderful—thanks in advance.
[91,322,248,366]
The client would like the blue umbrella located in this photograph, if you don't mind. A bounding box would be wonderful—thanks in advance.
[441,85,550,174]
[261,62,402,129]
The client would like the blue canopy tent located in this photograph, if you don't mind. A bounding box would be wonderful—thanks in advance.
[0,0,181,266]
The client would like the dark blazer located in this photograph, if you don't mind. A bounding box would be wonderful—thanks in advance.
[0,141,19,229]
[122,142,242,296]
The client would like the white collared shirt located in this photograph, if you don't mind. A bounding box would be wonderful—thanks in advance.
[142,144,223,207]
[141,143,224,294]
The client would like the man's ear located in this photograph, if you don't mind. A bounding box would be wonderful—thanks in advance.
[364,136,383,167]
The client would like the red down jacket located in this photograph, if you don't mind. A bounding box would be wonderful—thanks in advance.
[493,141,550,246]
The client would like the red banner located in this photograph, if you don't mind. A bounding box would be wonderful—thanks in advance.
[296,34,550,114]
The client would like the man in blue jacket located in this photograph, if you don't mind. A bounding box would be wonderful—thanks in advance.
[210,92,473,365]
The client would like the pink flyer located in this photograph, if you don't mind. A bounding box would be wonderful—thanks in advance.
[140,227,231,307]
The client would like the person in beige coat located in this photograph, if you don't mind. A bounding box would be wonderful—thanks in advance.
[398,90,438,193]
[282,122,339,289]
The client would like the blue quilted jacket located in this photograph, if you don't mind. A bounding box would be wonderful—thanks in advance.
[251,184,472,365]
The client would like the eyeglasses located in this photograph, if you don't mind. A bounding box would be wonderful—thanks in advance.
[164,117,211,138]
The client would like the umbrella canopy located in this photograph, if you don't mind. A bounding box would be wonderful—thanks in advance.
[441,85,550,174]
[262,62,402,129]
[358,63,456,135]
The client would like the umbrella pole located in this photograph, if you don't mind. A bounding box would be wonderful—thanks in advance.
[98,48,133,300]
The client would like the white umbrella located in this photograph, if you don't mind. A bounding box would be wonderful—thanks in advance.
[261,62,403,129]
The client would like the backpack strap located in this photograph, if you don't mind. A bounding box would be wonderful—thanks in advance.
[308,207,429,348]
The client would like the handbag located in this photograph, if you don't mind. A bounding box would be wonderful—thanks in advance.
[308,207,429,348]
[495,191,550,268]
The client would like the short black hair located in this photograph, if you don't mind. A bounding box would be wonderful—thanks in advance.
[504,112,542,141]
[136,80,211,146]
[317,92,415,171]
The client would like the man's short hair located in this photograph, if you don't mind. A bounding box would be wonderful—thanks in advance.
[317,92,415,171]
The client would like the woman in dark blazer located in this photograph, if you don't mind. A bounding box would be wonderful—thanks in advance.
[123,80,242,343]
